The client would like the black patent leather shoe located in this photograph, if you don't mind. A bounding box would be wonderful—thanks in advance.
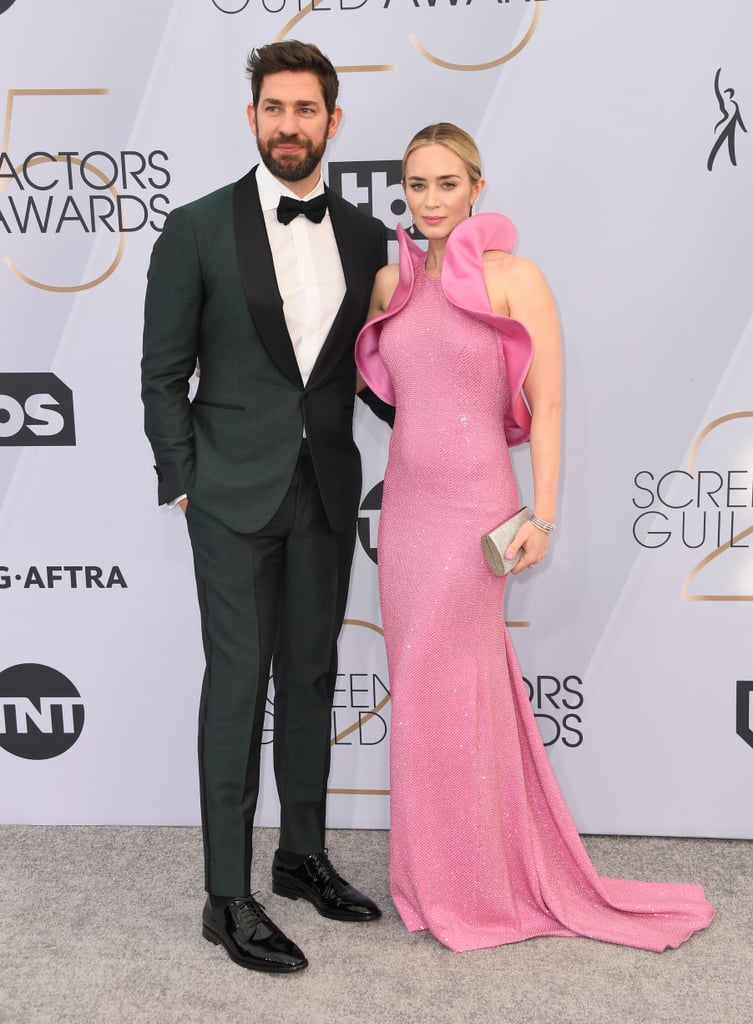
[272,850,382,922]
[202,895,307,972]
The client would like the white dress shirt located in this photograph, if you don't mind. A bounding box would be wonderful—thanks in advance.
[255,161,346,386]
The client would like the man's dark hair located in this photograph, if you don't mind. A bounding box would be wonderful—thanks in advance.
[246,41,339,116]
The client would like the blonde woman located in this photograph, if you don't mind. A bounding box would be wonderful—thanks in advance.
[356,123,713,954]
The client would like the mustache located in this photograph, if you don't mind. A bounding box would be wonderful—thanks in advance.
[271,133,310,147]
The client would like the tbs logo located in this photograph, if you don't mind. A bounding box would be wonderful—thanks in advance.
[0,373,76,446]
[329,161,415,241]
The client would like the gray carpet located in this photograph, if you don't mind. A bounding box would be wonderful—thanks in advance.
[0,826,750,1024]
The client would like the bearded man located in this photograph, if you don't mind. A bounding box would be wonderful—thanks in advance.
[141,40,387,973]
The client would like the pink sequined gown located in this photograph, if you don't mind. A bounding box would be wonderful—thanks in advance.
[358,216,714,953]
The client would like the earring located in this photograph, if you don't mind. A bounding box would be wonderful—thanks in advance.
[469,201,477,217]
[407,219,416,236]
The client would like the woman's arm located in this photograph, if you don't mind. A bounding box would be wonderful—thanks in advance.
[368,263,400,319]
[487,255,563,573]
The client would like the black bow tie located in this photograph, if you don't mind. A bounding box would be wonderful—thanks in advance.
[276,193,328,225]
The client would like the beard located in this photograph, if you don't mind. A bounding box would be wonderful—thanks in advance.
[257,132,327,183]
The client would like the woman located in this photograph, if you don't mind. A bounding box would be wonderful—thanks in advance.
[355,124,714,953]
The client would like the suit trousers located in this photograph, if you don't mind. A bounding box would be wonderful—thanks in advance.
[186,441,357,897]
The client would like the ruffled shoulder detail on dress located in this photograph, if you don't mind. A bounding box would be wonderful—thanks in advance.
[355,213,533,446]
[354,225,421,409]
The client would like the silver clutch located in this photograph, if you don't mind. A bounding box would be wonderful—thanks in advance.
[481,506,533,575]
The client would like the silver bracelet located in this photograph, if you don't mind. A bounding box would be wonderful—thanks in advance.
[531,514,556,534]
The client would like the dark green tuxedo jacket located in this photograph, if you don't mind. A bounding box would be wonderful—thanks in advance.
[142,167,387,534]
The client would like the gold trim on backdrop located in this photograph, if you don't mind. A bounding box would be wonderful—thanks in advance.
[680,524,753,601]
[325,612,531,798]
[2,88,108,168]
[687,411,753,473]
[275,3,395,72]
[3,240,125,292]
[341,618,385,637]
[3,154,125,292]
[331,618,390,746]
[327,788,390,796]
[275,2,540,73]
[681,412,753,601]
[2,89,124,292]
[328,618,391,796]
[330,66,396,74]
[410,4,541,72]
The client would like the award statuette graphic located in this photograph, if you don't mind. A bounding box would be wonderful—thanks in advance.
[708,68,748,171]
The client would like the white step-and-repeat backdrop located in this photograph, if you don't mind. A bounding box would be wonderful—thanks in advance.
[1,0,751,837]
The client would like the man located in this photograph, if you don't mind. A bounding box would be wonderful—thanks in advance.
[141,41,388,973]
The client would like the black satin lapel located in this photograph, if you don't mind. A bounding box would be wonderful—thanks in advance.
[308,190,364,385]
[232,169,303,387]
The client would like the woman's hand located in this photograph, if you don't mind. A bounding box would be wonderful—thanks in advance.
[507,520,550,574]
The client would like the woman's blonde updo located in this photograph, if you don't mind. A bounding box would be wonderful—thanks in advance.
[401,123,483,185]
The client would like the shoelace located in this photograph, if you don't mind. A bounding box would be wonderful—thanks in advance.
[231,893,266,930]
[310,849,345,897]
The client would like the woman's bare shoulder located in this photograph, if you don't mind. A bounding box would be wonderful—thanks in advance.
[376,262,400,288]
[483,251,548,291]
[371,263,401,313]
[482,249,537,273]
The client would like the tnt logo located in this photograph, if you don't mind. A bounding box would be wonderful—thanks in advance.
[328,161,416,240]
[358,481,383,565]
[736,680,753,749]
[0,664,85,759]
[0,373,76,446]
